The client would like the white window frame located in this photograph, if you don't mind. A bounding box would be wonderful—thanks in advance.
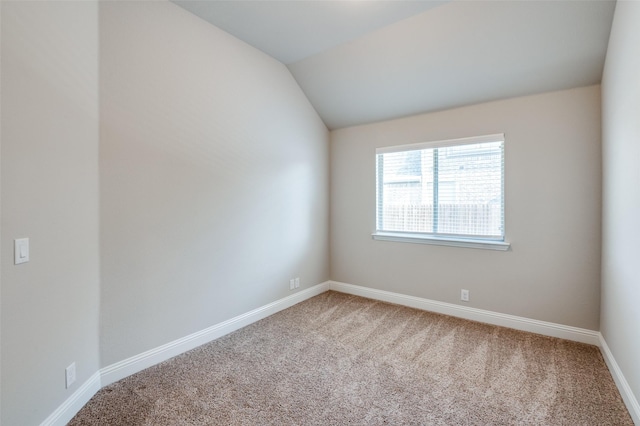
[372,134,510,251]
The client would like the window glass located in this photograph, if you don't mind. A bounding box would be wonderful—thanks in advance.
[376,135,504,241]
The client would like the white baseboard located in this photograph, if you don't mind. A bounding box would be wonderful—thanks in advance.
[40,371,101,426]
[599,334,640,425]
[100,281,330,386]
[43,281,639,426]
[329,281,640,423]
[40,282,330,424]
[328,281,600,345]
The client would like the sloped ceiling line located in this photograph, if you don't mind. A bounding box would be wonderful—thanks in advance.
[173,0,615,130]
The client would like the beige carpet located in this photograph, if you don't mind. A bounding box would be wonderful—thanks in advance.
[70,291,633,425]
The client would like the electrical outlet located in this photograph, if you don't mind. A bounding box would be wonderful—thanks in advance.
[289,279,295,290]
[65,362,76,389]
[461,289,470,302]
[294,277,300,289]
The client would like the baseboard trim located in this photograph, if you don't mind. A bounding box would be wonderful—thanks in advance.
[599,334,640,425]
[100,281,330,386]
[40,371,101,426]
[328,281,600,346]
[45,281,633,426]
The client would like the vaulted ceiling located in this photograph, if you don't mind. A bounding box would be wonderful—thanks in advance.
[173,0,616,130]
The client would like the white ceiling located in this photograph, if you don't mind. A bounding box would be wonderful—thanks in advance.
[173,1,616,130]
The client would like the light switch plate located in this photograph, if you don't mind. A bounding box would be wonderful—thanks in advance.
[14,238,29,265]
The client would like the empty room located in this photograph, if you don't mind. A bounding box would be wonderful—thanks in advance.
[1,0,638,424]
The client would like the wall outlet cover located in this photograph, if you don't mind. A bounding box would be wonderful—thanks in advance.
[65,362,76,389]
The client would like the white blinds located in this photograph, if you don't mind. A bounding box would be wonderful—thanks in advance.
[376,135,504,240]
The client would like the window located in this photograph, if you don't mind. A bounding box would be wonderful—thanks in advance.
[373,134,509,250]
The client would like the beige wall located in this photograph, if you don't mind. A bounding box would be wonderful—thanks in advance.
[0,2,101,424]
[331,86,602,330]
[601,0,640,407]
[99,1,329,366]
[1,0,623,423]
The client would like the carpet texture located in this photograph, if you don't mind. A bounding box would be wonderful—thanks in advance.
[70,291,633,425]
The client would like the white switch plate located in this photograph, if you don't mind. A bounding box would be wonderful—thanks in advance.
[294,277,300,289]
[14,238,29,265]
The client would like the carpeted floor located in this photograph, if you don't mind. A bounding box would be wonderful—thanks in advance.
[70,291,633,425]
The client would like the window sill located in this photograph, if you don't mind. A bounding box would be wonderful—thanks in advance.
[371,232,511,251]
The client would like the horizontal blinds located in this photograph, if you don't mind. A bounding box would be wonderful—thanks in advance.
[376,133,504,155]
[376,137,504,240]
